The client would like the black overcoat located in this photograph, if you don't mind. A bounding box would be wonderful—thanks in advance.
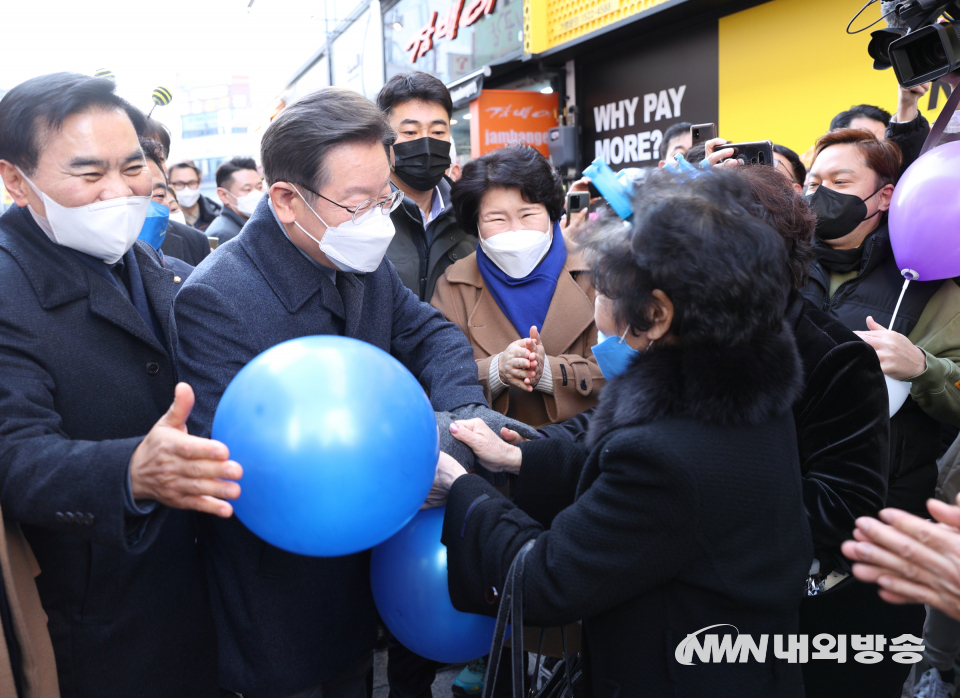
[442,329,813,698]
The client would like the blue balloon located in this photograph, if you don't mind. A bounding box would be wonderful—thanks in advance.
[212,336,439,557]
[371,507,504,663]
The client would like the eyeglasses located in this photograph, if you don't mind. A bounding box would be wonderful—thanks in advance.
[170,179,201,190]
[296,183,404,224]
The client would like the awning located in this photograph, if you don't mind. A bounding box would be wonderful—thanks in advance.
[445,52,532,108]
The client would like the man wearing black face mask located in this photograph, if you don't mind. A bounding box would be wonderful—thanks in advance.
[376,72,476,302]
[800,128,960,694]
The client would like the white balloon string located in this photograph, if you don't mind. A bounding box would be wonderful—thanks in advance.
[888,278,911,331]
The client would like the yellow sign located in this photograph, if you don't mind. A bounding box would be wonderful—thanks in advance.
[526,0,671,54]
[718,0,946,158]
[558,0,619,34]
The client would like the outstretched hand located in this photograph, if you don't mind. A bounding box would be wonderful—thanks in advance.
[842,498,960,621]
[421,452,468,510]
[449,419,523,475]
[129,383,242,518]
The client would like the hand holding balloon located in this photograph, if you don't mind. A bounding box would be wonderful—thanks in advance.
[421,452,468,510]
[854,316,927,380]
[450,419,523,475]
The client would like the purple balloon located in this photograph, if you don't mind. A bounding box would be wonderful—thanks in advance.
[889,140,960,282]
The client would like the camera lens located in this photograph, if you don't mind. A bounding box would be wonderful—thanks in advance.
[905,34,948,75]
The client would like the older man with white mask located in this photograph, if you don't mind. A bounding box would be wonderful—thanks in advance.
[0,72,240,697]
[174,86,536,698]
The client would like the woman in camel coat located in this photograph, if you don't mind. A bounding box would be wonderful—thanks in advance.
[0,509,59,697]
[431,145,604,429]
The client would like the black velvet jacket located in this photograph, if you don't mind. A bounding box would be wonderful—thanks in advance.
[442,328,812,698]
[786,293,890,569]
[539,294,890,572]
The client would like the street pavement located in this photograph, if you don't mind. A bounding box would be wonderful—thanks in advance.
[371,650,465,698]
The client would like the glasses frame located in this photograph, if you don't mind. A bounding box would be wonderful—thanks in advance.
[297,183,404,224]
[169,179,201,190]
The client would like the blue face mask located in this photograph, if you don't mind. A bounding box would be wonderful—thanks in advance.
[138,200,170,250]
[591,327,641,380]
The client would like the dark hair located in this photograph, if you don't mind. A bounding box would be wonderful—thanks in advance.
[734,167,816,290]
[659,122,693,160]
[216,156,258,189]
[830,104,891,131]
[814,128,902,188]
[261,88,395,197]
[376,72,453,118]
[143,118,171,159]
[772,144,806,185]
[580,170,790,348]
[168,160,202,179]
[140,137,166,174]
[450,144,564,233]
[0,72,146,175]
[683,142,707,165]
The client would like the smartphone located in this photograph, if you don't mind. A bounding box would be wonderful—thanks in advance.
[721,140,774,166]
[566,191,590,214]
[691,123,717,145]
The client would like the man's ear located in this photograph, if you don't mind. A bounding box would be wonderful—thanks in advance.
[216,187,232,207]
[0,160,34,208]
[877,183,896,212]
[270,184,299,224]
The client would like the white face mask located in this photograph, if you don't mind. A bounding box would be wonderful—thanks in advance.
[18,168,150,264]
[177,186,201,207]
[479,223,553,278]
[168,209,187,226]
[292,186,396,273]
[233,188,264,216]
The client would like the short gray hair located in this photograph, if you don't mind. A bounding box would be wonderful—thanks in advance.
[261,87,395,194]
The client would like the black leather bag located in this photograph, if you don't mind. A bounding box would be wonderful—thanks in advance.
[483,541,584,698]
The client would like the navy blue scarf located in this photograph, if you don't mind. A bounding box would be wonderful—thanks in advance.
[476,222,568,337]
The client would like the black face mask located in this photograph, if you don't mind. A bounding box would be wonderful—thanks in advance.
[804,184,883,241]
[392,137,452,192]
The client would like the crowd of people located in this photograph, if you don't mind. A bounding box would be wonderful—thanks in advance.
[0,65,959,698]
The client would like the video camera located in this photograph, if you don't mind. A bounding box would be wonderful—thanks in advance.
[867,0,960,87]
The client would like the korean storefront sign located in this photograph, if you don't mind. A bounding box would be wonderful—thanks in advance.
[581,22,718,170]
[406,0,496,63]
[468,89,559,159]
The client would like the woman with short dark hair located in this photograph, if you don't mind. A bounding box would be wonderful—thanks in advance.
[429,171,813,697]
[431,145,604,428]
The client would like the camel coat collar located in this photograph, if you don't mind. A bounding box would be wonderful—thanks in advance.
[445,238,594,359]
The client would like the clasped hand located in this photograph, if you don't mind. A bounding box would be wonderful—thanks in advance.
[420,419,524,509]
[499,326,546,392]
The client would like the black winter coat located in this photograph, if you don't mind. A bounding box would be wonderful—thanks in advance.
[786,293,889,568]
[442,329,813,698]
[175,194,488,698]
[801,224,941,517]
[536,294,890,572]
[161,218,211,267]
[0,206,218,696]
[388,177,477,302]
[193,193,222,232]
